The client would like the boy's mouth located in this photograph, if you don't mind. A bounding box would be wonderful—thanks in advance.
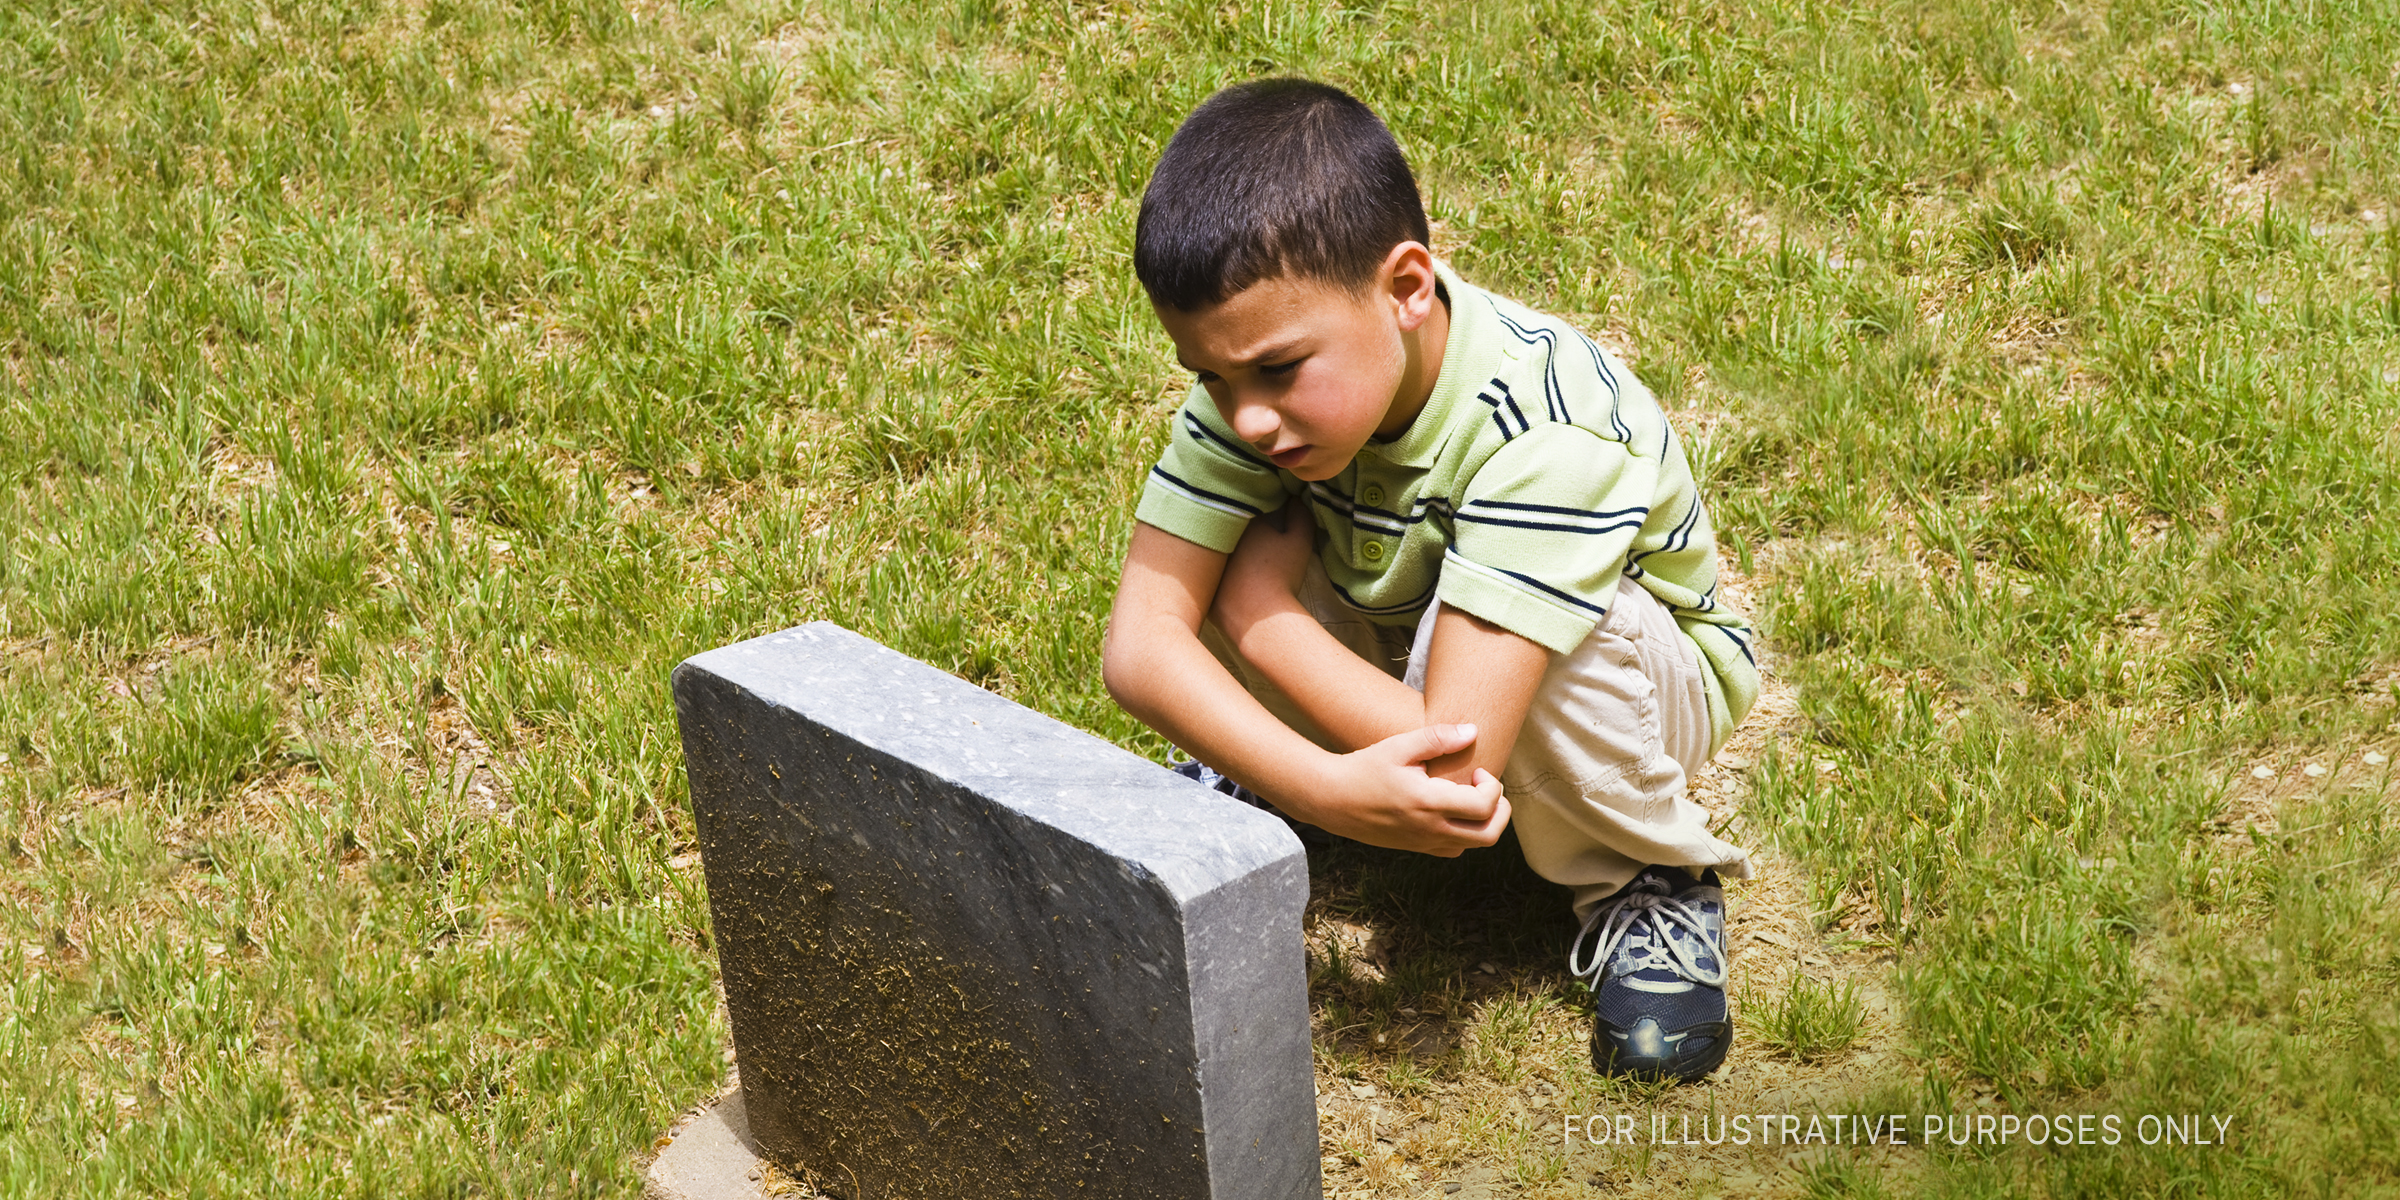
[1267,444,1312,468]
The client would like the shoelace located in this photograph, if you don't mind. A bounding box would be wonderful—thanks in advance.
[1568,886,1726,988]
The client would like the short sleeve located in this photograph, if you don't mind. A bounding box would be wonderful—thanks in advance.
[1133,391,1294,553]
[1437,424,1657,655]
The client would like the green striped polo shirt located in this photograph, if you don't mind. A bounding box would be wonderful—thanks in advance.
[1135,261,1759,748]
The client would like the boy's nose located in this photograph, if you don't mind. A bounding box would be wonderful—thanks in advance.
[1227,397,1280,446]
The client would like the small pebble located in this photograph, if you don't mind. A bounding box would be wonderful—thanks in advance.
[2251,766,2276,779]
[2365,751,2389,766]
[2303,764,2327,777]
[1476,961,1499,975]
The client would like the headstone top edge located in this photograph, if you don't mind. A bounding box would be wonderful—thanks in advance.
[675,622,1306,900]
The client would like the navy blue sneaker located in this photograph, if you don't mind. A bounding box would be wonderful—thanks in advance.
[1167,758,1333,848]
[1169,758,1264,806]
[1571,866,1731,1083]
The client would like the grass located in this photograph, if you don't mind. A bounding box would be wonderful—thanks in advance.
[1746,974,1867,1065]
[4,0,2399,1195]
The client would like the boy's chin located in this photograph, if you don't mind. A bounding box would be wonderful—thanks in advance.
[1281,442,1367,481]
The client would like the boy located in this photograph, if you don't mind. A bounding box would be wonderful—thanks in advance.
[1100,79,1759,1083]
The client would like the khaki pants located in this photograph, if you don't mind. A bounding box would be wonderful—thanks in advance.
[1202,564,1751,918]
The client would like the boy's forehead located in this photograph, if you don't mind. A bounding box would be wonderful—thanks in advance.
[1155,274,1374,365]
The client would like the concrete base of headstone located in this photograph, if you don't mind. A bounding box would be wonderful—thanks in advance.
[645,1085,770,1200]
[672,621,1321,1199]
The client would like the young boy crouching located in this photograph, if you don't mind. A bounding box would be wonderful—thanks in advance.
[1100,78,1760,1083]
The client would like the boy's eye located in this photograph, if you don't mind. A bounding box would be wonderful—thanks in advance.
[1260,359,1302,376]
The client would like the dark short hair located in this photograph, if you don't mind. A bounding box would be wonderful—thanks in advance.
[1135,78,1430,311]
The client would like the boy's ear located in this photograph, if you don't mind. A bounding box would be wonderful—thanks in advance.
[1380,240,1441,333]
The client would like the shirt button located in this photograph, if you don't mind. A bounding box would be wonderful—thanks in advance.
[1361,484,1386,508]
[1362,541,1385,562]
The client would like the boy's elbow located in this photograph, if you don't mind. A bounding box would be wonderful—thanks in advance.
[1100,612,1182,727]
[1100,649,1131,711]
[1099,620,1143,713]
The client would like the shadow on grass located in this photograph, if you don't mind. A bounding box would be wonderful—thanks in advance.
[1312,827,1578,972]
[1300,828,1583,1075]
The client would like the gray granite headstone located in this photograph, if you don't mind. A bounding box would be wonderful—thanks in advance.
[672,622,1320,1200]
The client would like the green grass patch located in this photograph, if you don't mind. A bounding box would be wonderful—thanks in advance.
[1749,974,1868,1065]
[4,0,2398,1194]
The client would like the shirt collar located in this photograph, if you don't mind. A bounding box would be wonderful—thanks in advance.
[1359,259,1494,470]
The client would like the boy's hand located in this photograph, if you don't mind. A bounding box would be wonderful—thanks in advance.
[1211,496,1315,637]
[1286,723,1513,857]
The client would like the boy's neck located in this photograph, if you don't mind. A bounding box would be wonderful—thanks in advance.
[1373,284,1451,442]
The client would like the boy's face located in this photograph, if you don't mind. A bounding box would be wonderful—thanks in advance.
[1153,245,1444,482]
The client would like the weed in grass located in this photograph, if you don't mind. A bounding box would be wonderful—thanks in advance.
[219,488,369,640]
[1961,182,2076,273]
[1464,993,1548,1086]
[715,57,784,145]
[458,446,567,539]
[1380,1049,1435,1098]
[1749,973,1868,1064]
[130,657,285,805]
[1798,1150,1895,1199]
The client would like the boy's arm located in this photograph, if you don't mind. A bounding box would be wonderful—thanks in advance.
[1102,520,1513,856]
[1419,606,1550,784]
[1210,502,1550,786]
